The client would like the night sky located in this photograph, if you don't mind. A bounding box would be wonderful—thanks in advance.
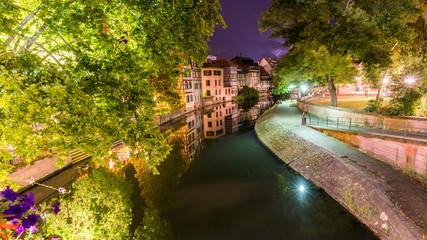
[208,0,288,61]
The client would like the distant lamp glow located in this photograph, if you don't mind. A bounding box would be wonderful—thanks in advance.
[404,75,417,84]
[109,160,115,169]
[299,185,305,192]
[383,77,390,84]
[301,85,308,92]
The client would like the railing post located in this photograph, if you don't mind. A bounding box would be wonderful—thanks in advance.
[382,119,385,133]
[364,119,367,128]
[349,118,352,130]
[337,117,339,129]
[404,121,407,138]
[326,117,328,127]
[309,115,312,125]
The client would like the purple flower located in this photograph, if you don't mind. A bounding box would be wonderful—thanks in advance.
[3,204,24,220]
[16,225,24,235]
[1,186,20,202]
[30,226,39,233]
[51,200,61,215]
[11,220,19,225]
[19,192,35,212]
[21,214,40,229]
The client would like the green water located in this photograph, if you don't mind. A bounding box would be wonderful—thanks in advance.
[127,103,378,240]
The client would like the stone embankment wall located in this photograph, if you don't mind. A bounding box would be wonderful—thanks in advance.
[298,101,427,133]
[255,106,423,240]
[312,128,427,178]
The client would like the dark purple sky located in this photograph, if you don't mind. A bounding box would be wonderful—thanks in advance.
[208,0,288,61]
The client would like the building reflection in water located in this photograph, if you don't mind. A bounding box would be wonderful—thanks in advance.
[129,100,272,236]
[160,100,272,165]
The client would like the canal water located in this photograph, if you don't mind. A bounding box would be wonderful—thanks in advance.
[126,101,378,240]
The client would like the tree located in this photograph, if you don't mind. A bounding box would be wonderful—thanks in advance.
[0,0,225,188]
[260,0,424,107]
[133,206,174,240]
[234,86,260,112]
[40,168,133,240]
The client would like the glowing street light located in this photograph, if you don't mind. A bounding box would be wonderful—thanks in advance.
[301,85,308,93]
[383,77,390,84]
[299,185,305,192]
[404,75,417,85]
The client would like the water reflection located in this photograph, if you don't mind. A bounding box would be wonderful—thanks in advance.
[128,101,271,236]
[128,100,377,240]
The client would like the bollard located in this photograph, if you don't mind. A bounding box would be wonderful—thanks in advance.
[337,117,339,129]
[349,118,352,130]
[326,117,328,127]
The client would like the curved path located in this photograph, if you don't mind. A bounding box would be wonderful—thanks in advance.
[258,101,427,239]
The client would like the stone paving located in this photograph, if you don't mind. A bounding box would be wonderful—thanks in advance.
[255,101,427,240]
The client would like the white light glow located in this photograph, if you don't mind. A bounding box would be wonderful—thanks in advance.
[301,85,308,92]
[299,185,305,192]
[383,77,390,84]
[404,76,416,84]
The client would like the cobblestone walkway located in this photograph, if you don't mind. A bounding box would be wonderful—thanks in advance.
[272,101,427,237]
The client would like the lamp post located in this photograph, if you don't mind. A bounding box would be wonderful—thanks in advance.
[301,85,308,125]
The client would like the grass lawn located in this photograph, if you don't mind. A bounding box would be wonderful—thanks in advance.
[310,96,379,111]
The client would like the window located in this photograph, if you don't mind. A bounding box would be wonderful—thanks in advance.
[206,131,215,136]
[206,90,211,96]
[215,90,217,95]
[206,80,210,86]
[214,70,221,76]
[207,113,212,118]
[220,120,222,125]
[208,122,212,127]
[187,120,194,129]
[216,129,224,135]
[219,89,221,95]
[204,70,212,76]
[216,121,219,126]
[193,71,201,78]
[215,80,217,86]
[216,112,218,117]
[219,80,221,86]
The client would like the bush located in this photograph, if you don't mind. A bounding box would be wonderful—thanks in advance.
[234,86,259,112]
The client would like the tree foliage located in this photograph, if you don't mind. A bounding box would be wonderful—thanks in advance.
[235,86,259,112]
[40,168,133,240]
[133,206,174,240]
[0,0,225,186]
[260,0,425,108]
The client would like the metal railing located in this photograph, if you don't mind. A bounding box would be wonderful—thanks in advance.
[307,114,427,140]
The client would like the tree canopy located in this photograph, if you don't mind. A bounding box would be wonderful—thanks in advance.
[34,168,133,239]
[260,0,425,108]
[0,0,225,188]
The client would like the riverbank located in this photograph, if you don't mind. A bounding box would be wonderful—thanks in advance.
[255,102,426,240]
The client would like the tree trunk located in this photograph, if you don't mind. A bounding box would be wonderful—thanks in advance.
[327,75,337,107]
[376,70,389,101]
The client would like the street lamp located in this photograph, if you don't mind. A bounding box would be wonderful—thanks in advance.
[404,75,417,85]
[301,84,308,125]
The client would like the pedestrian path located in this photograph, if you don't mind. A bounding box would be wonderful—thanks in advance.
[306,114,427,141]
[272,101,427,236]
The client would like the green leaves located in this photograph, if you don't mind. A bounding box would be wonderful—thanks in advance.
[43,168,134,240]
[0,0,224,185]
[260,0,425,109]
